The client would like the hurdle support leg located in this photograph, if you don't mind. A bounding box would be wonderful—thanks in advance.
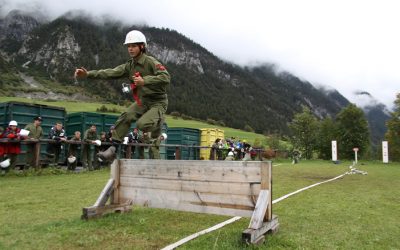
[242,215,279,245]
[81,160,132,220]
[242,190,279,244]
[242,162,279,245]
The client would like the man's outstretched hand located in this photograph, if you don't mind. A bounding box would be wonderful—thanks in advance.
[74,67,88,79]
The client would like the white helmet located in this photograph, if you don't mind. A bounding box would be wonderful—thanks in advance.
[161,133,167,140]
[9,120,17,126]
[124,30,147,46]
[0,159,10,168]
[67,156,76,164]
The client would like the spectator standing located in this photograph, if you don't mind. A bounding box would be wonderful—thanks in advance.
[126,127,141,158]
[46,122,67,166]
[1,121,26,172]
[242,140,252,160]
[99,132,110,151]
[139,132,151,159]
[82,125,99,171]
[210,138,221,160]
[24,116,43,170]
[150,133,167,159]
[106,126,116,142]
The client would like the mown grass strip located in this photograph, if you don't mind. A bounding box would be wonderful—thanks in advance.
[0,160,399,249]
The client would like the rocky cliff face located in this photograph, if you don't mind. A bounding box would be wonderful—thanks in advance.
[150,43,204,74]
[19,26,81,74]
[0,10,40,49]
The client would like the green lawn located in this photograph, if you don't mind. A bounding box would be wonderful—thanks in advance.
[0,97,123,114]
[1,160,399,249]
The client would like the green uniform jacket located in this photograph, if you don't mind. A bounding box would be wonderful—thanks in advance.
[87,53,170,102]
[84,129,98,142]
[24,123,43,139]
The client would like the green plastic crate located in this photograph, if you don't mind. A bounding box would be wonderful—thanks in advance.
[166,128,200,160]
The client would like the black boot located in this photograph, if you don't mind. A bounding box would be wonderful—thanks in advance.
[97,141,120,162]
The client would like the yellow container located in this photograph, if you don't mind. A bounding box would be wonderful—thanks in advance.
[200,128,224,160]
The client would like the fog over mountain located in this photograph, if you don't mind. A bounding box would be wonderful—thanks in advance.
[1,0,399,110]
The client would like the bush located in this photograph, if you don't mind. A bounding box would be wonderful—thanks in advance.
[217,120,226,127]
[181,114,193,120]
[96,105,120,113]
[170,111,181,118]
[97,105,108,112]
[244,124,255,132]
[206,118,217,125]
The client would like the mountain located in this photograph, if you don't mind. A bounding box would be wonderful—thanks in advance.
[353,91,390,147]
[0,10,42,53]
[0,10,388,144]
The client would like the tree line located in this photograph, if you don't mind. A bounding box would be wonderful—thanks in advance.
[289,93,400,161]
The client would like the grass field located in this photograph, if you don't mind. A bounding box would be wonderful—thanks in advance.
[1,160,399,249]
[0,97,265,143]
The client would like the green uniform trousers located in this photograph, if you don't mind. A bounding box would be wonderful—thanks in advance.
[149,138,162,159]
[113,99,167,142]
[150,146,161,159]
[25,144,36,169]
[82,144,99,170]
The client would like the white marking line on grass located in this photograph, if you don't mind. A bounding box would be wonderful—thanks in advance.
[272,173,347,204]
[161,171,349,250]
[160,216,242,250]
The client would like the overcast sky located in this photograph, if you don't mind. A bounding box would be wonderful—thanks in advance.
[2,0,399,109]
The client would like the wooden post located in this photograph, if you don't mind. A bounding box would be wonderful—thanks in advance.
[126,145,132,159]
[175,146,181,160]
[110,159,120,204]
[211,148,216,160]
[261,161,272,221]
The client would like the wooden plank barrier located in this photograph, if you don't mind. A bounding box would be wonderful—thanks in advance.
[82,159,279,244]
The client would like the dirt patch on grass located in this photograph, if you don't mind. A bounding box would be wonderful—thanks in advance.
[300,175,339,180]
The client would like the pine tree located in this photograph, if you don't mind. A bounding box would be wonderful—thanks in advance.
[316,117,338,160]
[288,106,319,159]
[336,104,370,159]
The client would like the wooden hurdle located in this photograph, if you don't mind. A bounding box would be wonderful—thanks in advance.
[82,160,279,244]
